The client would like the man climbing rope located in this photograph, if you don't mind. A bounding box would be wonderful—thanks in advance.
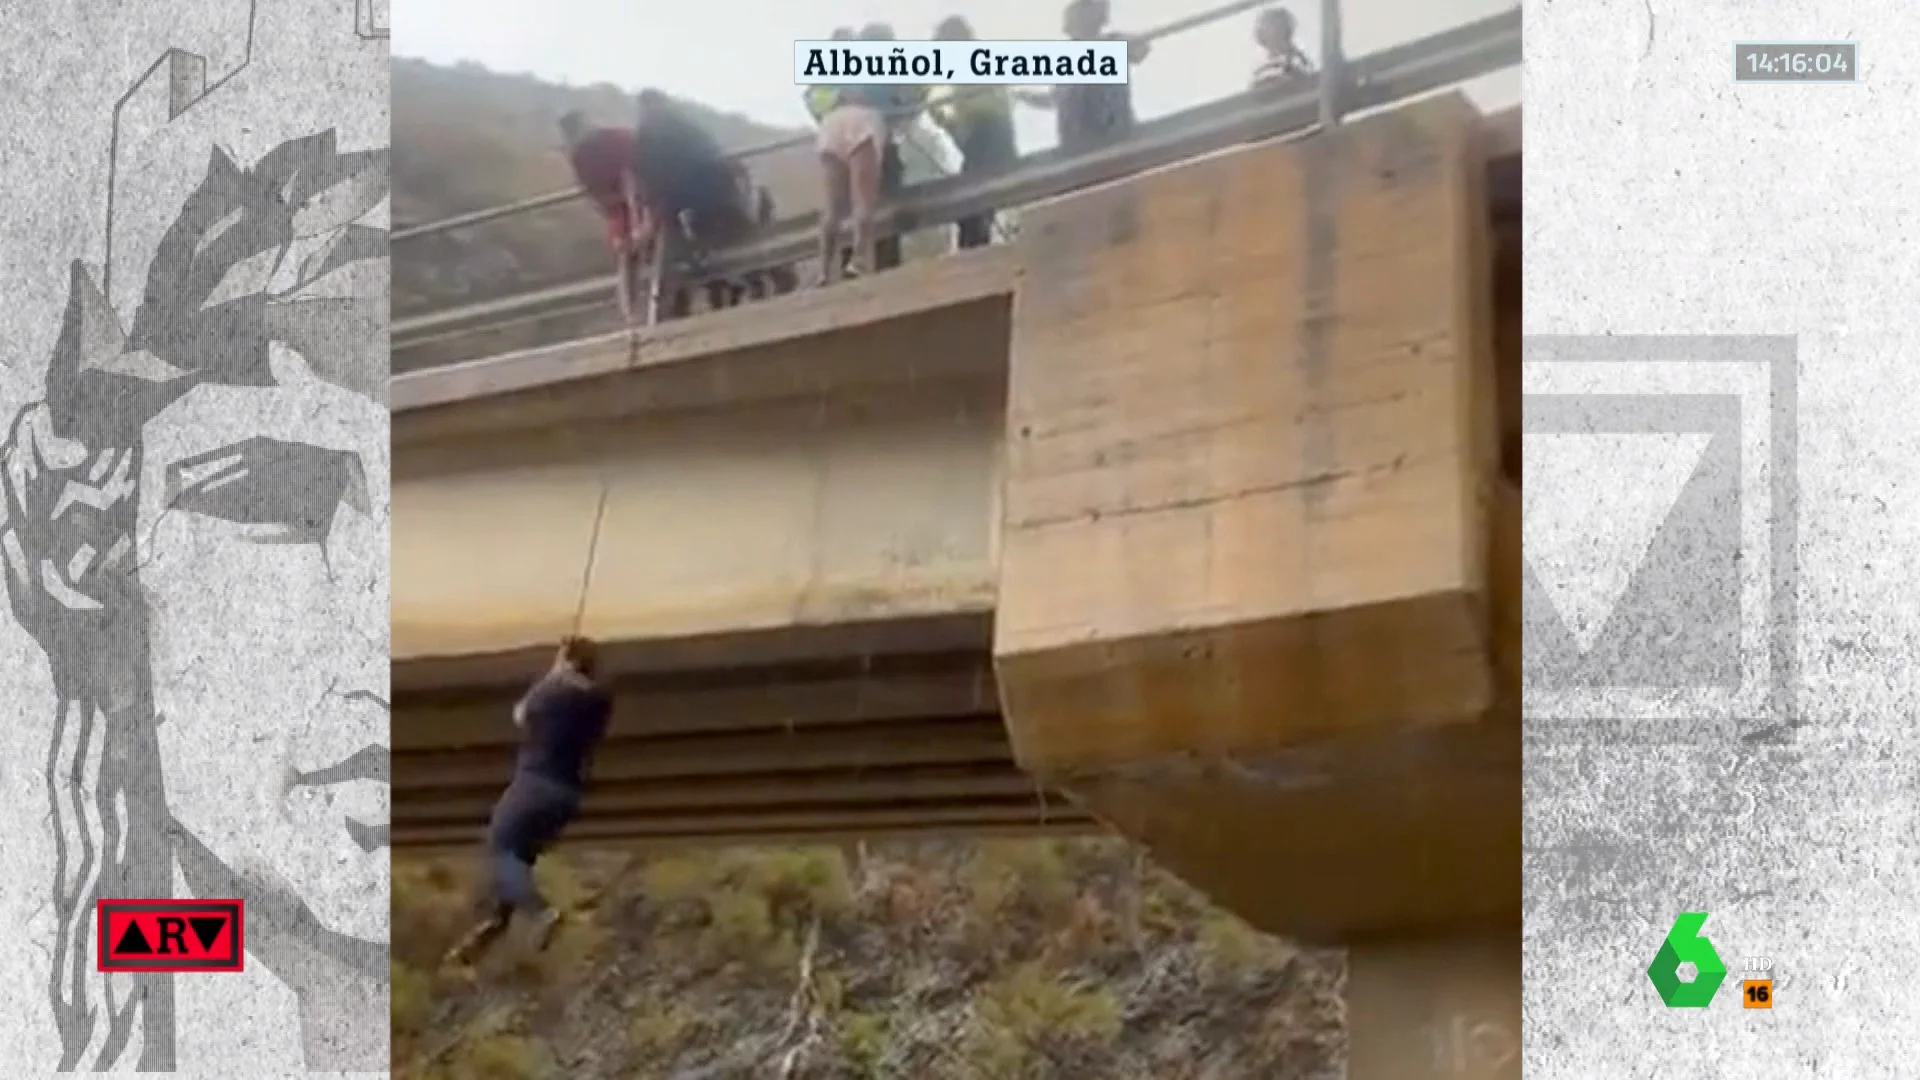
[1251,6,1315,88]
[928,15,1020,250]
[1022,0,1153,153]
[444,635,614,967]
[558,111,647,326]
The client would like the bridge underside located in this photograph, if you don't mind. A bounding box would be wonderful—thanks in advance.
[396,92,1522,1080]
[395,97,1521,940]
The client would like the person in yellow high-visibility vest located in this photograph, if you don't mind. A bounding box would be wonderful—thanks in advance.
[803,28,853,122]
[805,84,839,123]
[929,16,1021,249]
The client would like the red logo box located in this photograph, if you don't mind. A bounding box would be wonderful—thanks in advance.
[96,899,244,973]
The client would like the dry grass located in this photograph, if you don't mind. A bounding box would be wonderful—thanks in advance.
[394,837,1344,1079]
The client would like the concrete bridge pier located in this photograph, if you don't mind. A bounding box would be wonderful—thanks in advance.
[990,95,1520,1078]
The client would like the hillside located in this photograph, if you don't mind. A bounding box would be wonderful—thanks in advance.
[393,839,1345,1080]
[391,58,948,369]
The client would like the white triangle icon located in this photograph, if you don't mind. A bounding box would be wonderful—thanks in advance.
[1524,433,1712,652]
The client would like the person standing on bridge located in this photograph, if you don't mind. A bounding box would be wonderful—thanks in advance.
[860,23,916,273]
[444,635,614,967]
[1021,0,1153,154]
[928,15,1021,250]
[805,28,863,279]
[813,24,912,284]
[1252,6,1315,89]
[558,111,648,326]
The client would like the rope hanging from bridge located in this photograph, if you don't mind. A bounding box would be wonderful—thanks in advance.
[566,331,636,638]
[392,0,1318,245]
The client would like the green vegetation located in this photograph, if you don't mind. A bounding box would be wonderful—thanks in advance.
[393,839,1342,1079]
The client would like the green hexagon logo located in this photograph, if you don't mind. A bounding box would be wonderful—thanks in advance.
[1648,912,1728,1008]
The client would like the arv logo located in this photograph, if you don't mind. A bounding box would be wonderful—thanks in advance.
[96,899,244,973]
[1648,912,1727,1008]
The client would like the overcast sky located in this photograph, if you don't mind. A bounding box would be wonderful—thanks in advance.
[394,0,1519,152]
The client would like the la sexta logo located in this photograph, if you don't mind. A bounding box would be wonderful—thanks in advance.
[96,899,244,973]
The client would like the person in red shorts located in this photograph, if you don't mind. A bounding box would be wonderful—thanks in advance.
[559,110,649,325]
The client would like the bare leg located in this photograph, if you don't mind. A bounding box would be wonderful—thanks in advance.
[818,151,848,287]
[846,139,882,279]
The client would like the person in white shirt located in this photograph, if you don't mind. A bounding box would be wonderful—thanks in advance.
[1252,6,1315,89]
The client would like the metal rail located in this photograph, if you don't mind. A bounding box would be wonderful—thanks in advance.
[390,0,1280,246]
[393,7,1519,350]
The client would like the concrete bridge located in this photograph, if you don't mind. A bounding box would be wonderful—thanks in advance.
[395,93,1521,1077]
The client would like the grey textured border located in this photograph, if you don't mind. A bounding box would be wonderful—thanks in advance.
[1523,335,1799,746]
[0,1,389,1073]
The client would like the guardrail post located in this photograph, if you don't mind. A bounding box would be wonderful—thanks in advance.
[644,227,674,327]
[1320,0,1346,127]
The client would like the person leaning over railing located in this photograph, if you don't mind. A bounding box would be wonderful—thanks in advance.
[928,15,1021,250]
[556,110,648,325]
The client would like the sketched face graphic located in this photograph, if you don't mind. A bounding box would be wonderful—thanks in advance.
[142,354,389,941]
[0,126,388,1070]
[133,135,390,943]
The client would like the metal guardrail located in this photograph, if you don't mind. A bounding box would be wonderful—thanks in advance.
[392,7,1520,350]
[390,0,1280,245]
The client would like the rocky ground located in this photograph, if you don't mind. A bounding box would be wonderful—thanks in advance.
[393,838,1346,1079]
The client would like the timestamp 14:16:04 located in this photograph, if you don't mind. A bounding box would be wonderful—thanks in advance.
[1734,42,1857,83]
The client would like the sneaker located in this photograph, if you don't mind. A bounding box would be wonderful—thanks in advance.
[443,914,508,968]
[532,908,565,952]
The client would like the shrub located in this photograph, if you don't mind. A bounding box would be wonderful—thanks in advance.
[392,961,435,1037]
[447,1034,551,1080]
[964,841,1076,924]
[628,997,705,1058]
[968,962,1123,1074]
[838,1010,889,1077]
